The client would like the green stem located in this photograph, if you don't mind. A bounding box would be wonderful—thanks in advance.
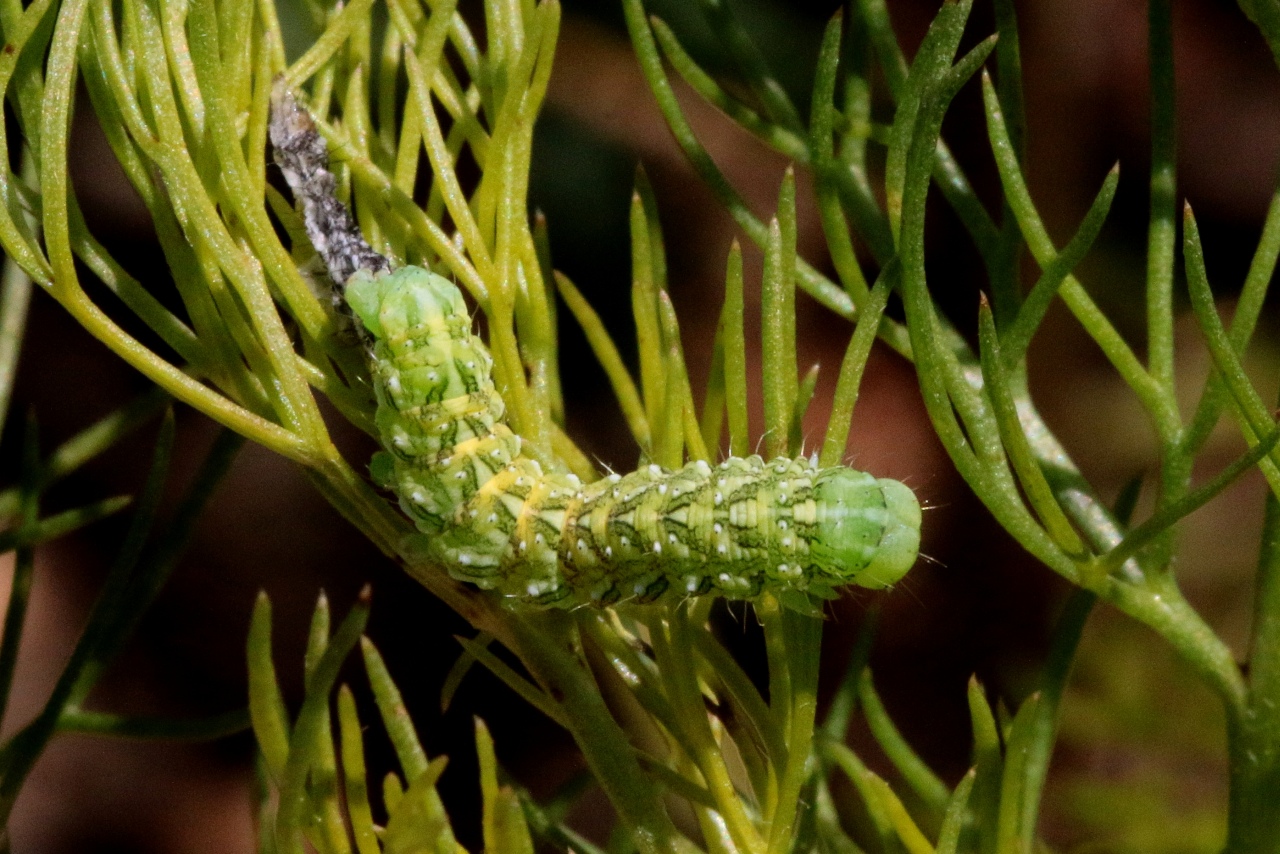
[764,603,821,853]
[508,613,690,854]
[1225,492,1280,852]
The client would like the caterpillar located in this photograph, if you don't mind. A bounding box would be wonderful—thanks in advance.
[269,85,921,607]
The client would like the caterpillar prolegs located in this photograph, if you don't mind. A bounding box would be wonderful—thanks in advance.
[269,85,921,608]
[345,267,920,606]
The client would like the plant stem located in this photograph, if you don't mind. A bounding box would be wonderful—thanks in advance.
[1225,492,1280,852]
[508,613,690,854]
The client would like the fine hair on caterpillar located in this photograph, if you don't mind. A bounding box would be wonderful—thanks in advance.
[269,86,922,609]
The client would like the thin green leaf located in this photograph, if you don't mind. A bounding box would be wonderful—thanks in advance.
[791,363,819,458]
[822,740,897,852]
[1101,422,1280,575]
[57,707,249,740]
[981,68,1174,438]
[620,0,854,318]
[650,17,808,162]
[337,686,381,854]
[723,241,749,458]
[454,634,568,729]
[884,0,974,237]
[0,254,33,430]
[820,275,890,468]
[361,635,430,781]
[695,0,805,133]
[382,757,457,854]
[935,769,975,854]
[866,773,936,854]
[762,184,798,459]
[248,593,291,783]
[966,677,1003,853]
[275,588,371,854]
[1001,163,1120,366]
[859,670,949,815]
[658,290,709,464]
[977,298,1087,557]
[303,591,331,691]
[994,692,1041,854]
[1183,205,1280,496]
[630,182,666,455]
[439,633,489,714]
[699,319,727,457]
[1146,0,1177,394]
[0,495,131,554]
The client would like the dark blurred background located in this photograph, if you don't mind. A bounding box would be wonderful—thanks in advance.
[2,0,1278,850]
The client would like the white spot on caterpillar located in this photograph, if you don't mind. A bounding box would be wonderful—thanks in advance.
[686,576,699,592]
[649,464,662,476]
[713,523,723,534]
[717,545,728,555]
[458,553,472,566]
[387,374,402,394]
[535,533,544,544]
[620,536,630,546]
[718,573,732,583]
[441,456,452,466]
[566,474,582,487]
[782,538,792,548]
[778,520,788,530]
[487,513,497,523]
[605,546,612,557]
[714,492,723,505]
[607,473,622,483]
[411,489,426,503]
[658,484,667,495]
[519,540,528,552]
[668,533,677,544]
[778,564,789,575]
[577,539,586,550]
[694,460,711,475]
[653,542,662,554]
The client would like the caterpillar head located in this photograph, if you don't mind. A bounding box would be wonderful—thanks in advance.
[345,266,468,343]
[346,267,495,411]
[809,469,921,590]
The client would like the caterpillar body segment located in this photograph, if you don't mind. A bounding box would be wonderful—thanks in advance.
[347,266,921,608]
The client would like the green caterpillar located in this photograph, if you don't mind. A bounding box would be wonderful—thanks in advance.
[346,266,921,607]
[267,84,920,607]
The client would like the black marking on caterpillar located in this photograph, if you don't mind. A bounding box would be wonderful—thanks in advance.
[270,87,922,608]
[269,80,389,300]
